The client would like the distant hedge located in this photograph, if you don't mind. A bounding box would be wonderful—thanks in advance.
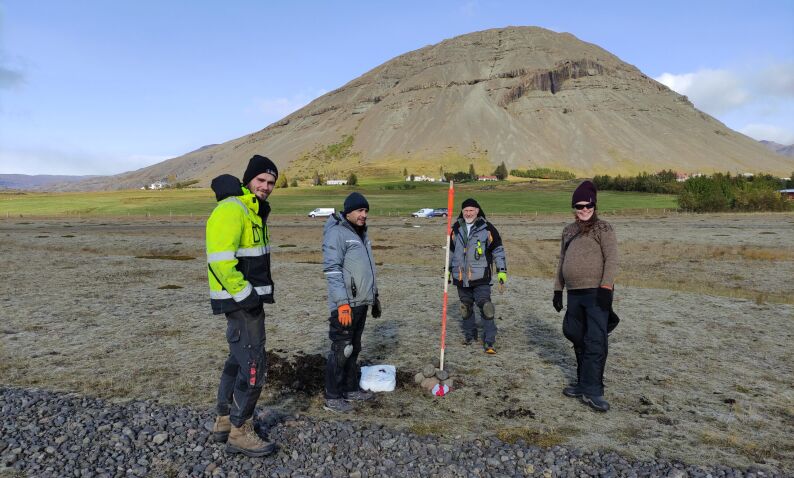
[172,179,200,189]
[593,170,682,194]
[510,168,575,180]
[678,173,791,212]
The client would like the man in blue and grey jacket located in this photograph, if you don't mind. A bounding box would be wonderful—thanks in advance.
[449,198,507,354]
[321,192,382,413]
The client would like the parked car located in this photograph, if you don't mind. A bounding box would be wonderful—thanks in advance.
[411,208,435,218]
[430,208,449,217]
[308,207,335,218]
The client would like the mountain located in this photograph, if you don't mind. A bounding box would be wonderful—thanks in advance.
[0,174,100,190]
[759,140,794,158]
[67,27,794,190]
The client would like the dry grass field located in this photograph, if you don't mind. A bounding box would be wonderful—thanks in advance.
[0,212,792,472]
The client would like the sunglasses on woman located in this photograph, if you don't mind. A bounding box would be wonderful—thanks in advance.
[573,202,595,210]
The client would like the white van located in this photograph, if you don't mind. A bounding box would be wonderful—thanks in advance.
[411,208,434,218]
[308,207,335,218]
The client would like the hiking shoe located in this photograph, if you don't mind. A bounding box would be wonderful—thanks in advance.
[462,336,476,345]
[581,394,610,412]
[226,419,276,457]
[562,385,583,398]
[483,343,496,354]
[211,415,231,443]
[323,398,354,413]
[344,390,375,402]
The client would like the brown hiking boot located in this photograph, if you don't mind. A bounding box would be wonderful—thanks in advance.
[226,419,276,457]
[212,415,231,443]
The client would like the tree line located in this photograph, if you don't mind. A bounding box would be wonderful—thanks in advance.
[678,173,791,212]
[593,170,682,194]
[594,170,792,212]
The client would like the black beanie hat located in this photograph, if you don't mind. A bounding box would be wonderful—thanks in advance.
[242,155,278,186]
[571,180,597,207]
[343,192,369,214]
[461,198,481,210]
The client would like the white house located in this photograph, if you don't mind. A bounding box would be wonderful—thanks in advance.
[478,175,498,181]
[405,175,437,182]
[326,179,348,186]
[150,181,168,190]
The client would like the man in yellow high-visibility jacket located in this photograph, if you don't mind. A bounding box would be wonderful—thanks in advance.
[206,155,278,457]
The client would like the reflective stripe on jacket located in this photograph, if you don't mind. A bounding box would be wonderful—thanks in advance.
[206,187,274,314]
[322,213,378,312]
[448,217,506,287]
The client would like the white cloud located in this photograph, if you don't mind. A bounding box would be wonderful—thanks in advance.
[251,89,327,123]
[656,69,749,115]
[0,65,24,89]
[757,63,794,97]
[656,63,794,143]
[739,124,794,145]
[0,50,28,90]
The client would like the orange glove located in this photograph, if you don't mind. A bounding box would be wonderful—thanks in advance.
[337,304,352,327]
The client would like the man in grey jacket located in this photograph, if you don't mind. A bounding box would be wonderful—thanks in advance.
[322,192,382,413]
[449,198,507,354]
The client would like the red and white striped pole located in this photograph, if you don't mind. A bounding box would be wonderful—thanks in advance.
[439,180,454,371]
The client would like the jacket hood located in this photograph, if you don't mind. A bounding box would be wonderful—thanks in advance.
[210,174,243,201]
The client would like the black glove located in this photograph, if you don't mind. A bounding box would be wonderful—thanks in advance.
[237,290,261,313]
[596,287,613,311]
[371,297,382,318]
[553,291,563,312]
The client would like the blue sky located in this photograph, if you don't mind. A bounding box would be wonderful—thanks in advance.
[1,0,792,175]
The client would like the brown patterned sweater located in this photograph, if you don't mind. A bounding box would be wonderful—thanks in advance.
[554,219,619,291]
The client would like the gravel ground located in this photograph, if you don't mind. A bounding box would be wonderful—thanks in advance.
[1,214,793,475]
[0,387,784,478]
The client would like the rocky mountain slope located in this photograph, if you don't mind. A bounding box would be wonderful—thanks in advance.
[1,174,98,190]
[760,140,794,158]
[67,27,793,190]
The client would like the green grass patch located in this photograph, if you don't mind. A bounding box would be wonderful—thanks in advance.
[0,181,678,217]
[409,423,446,436]
[495,426,572,447]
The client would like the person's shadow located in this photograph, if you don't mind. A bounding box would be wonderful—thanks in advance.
[364,318,401,362]
[524,309,577,384]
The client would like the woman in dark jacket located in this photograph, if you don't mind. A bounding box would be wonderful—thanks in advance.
[552,180,618,412]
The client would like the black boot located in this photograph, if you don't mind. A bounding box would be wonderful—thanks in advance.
[562,385,583,398]
[581,394,610,412]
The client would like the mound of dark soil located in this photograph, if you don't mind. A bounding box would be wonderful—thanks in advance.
[266,351,326,395]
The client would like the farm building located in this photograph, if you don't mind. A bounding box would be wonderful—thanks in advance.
[149,181,168,190]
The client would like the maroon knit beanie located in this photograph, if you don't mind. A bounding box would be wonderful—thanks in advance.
[571,180,597,207]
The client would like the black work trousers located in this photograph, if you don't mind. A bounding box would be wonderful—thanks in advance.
[457,284,497,344]
[324,305,368,399]
[563,289,608,396]
[216,306,267,427]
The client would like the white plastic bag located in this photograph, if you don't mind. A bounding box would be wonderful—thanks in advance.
[359,365,396,392]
